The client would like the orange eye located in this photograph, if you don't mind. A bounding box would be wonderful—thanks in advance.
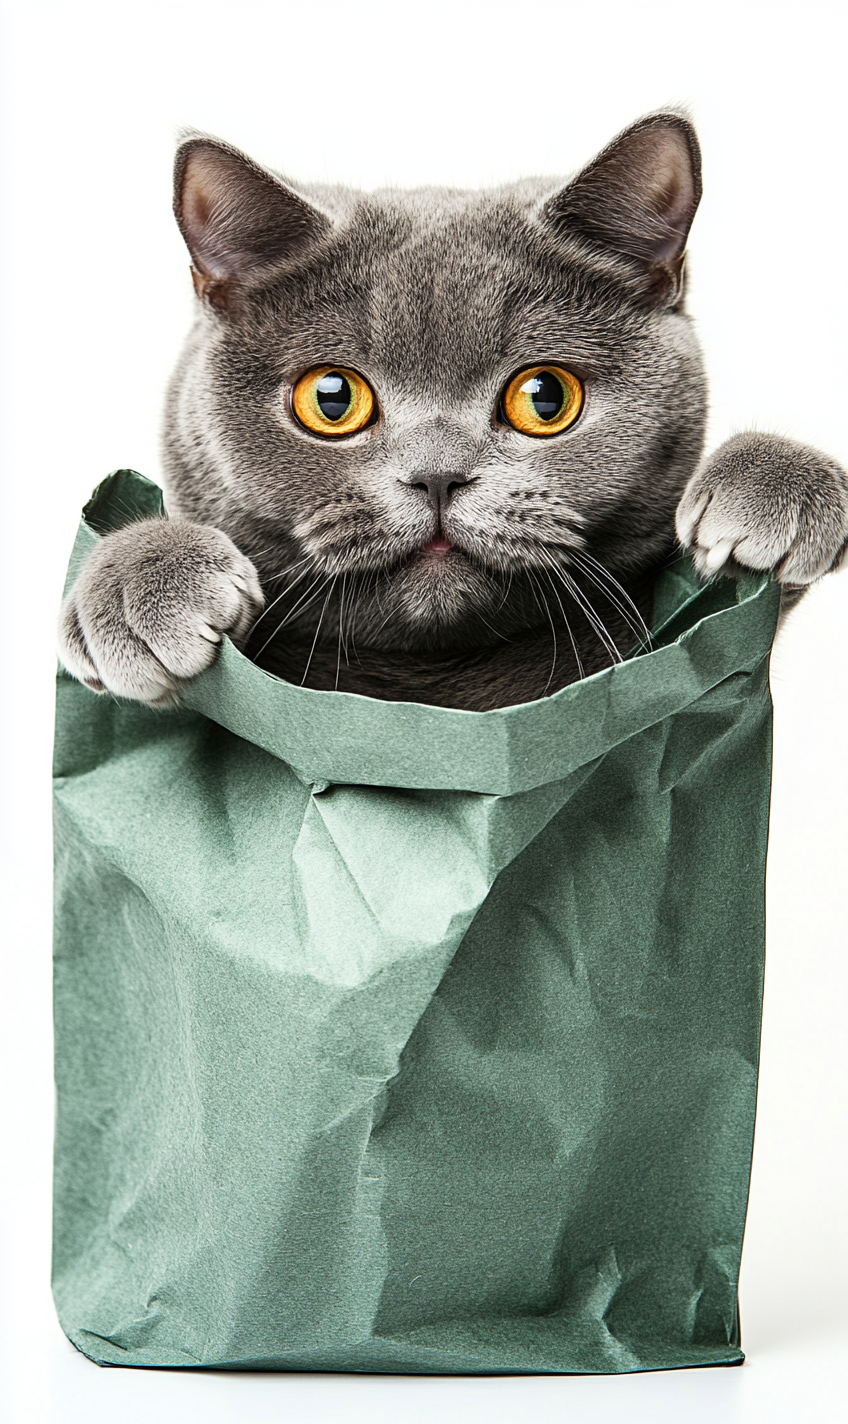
[292,366,375,436]
[502,365,583,436]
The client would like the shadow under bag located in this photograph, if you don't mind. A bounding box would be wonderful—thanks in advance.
[53,470,779,1374]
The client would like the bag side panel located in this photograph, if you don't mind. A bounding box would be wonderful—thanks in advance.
[360,667,770,1371]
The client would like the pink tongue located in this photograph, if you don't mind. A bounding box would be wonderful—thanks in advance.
[425,538,452,553]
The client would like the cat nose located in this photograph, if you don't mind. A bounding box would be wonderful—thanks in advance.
[399,471,474,511]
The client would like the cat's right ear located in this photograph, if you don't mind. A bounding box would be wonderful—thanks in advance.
[541,113,702,306]
[174,136,331,310]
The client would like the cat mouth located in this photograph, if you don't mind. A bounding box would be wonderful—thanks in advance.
[419,519,463,557]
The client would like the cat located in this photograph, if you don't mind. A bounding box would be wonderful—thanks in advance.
[58,112,848,712]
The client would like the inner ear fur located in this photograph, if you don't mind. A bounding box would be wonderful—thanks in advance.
[174,136,331,307]
[542,113,702,303]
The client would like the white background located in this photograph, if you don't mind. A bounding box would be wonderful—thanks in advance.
[1,1,846,1420]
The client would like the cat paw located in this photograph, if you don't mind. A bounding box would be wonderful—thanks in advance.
[58,519,264,706]
[676,433,848,585]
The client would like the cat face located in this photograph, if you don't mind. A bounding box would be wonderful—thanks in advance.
[163,115,707,657]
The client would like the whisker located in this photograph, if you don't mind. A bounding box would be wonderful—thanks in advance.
[246,540,310,567]
[526,567,558,695]
[556,566,623,663]
[540,554,621,664]
[341,572,357,664]
[539,564,585,679]
[274,574,335,631]
[301,577,338,687]
[261,554,314,586]
[335,572,347,690]
[370,593,402,639]
[252,571,332,660]
[557,555,643,652]
[358,569,392,647]
[248,559,316,636]
[475,611,511,642]
[348,568,377,664]
[494,566,515,616]
[569,550,652,648]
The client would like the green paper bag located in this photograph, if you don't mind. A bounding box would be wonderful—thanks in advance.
[53,470,780,1375]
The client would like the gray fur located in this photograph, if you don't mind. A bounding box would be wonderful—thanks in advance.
[58,114,848,711]
[58,520,262,705]
[677,433,848,588]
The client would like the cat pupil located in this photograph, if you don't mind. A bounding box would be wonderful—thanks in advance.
[316,372,352,421]
[523,371,563,420]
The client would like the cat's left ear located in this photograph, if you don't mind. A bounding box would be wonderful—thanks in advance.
[541,113,702,305]
[174,134,332,310]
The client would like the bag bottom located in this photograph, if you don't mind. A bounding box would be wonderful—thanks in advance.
[64,1323,744,1375]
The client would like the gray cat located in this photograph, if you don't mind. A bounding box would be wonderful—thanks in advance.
[58,113,848,712]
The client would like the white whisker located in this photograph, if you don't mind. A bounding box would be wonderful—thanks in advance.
[569,550,652,648]
[252,571,333,660]
[335,572,348,690]
[301,577,338,686]
[248,559,316,637]
[539,564,585,679]
[558,567,623,663]
[526,567,558,694]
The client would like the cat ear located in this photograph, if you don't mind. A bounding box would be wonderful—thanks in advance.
[174,135,331,308]
[541,114,702,304]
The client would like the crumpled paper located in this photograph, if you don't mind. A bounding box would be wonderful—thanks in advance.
[53,470,779,1374]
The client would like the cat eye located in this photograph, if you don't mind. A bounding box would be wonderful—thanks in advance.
[501,365,583,437]
[292,366,376,436]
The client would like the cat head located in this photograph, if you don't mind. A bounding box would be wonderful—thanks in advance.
[163,113,706,656]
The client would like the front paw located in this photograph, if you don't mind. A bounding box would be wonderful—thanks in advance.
[59,519,264,706]
[676,433,848,584]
